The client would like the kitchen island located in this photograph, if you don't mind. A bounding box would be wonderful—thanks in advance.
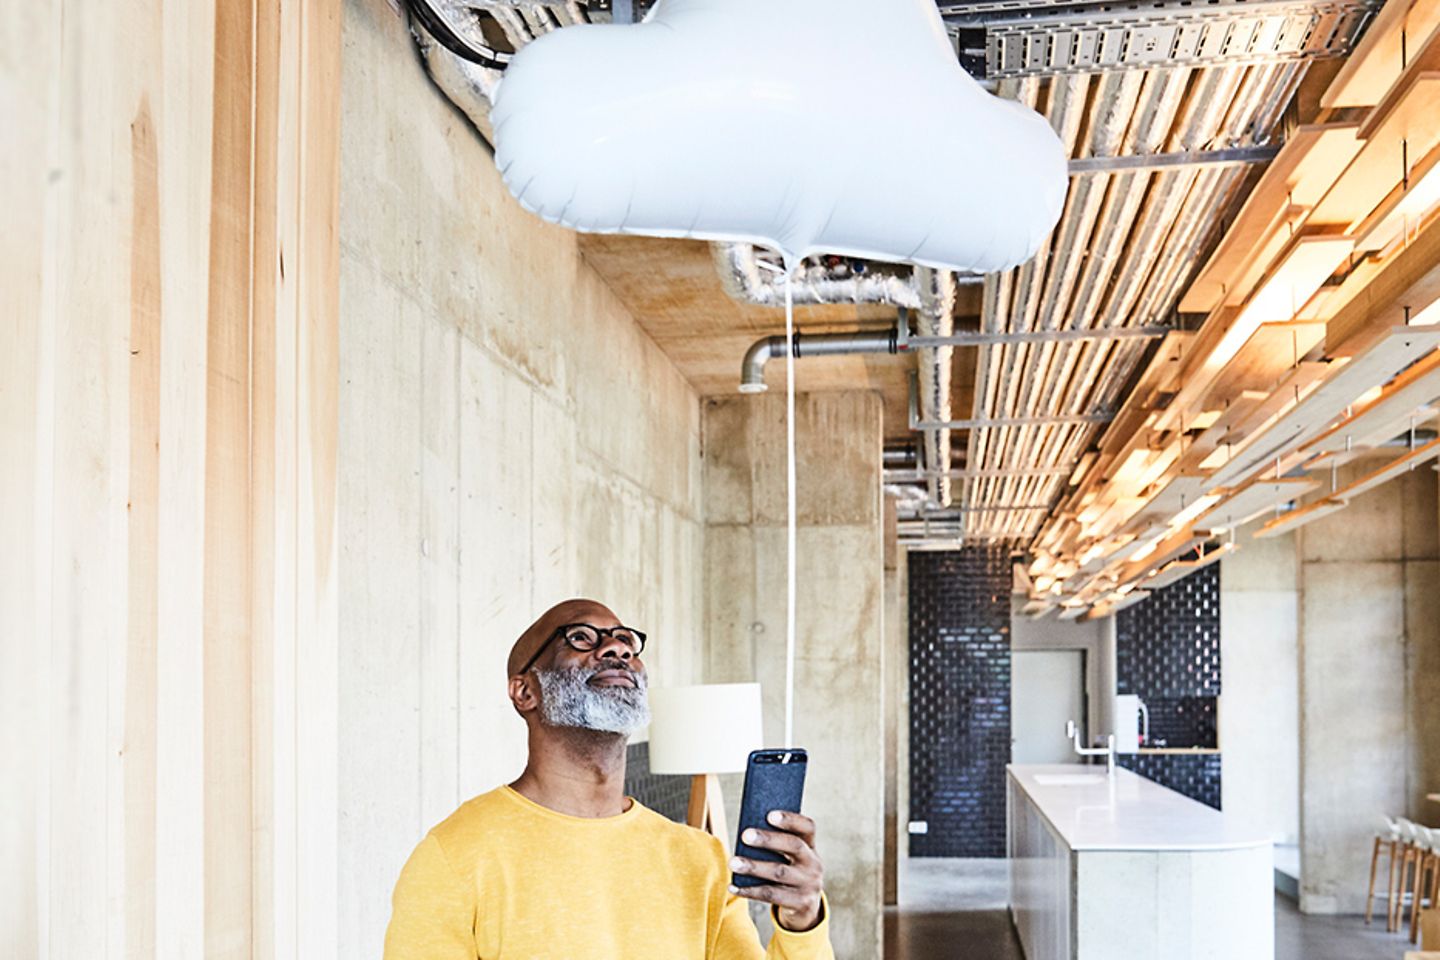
[1008,764,1272,960]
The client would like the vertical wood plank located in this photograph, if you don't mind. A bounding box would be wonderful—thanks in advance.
[252,0,342,954]
[153,0,217,950]
[46,1,137,954]
[125,88,164,960]
[0,0,57,954]
[295,0,343,946]
[249,0,288,954]
[202,0,257,954]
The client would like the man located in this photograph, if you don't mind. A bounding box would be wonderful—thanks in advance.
[383,598,834,960]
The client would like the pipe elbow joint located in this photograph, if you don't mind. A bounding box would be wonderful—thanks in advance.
[739,336,786,393]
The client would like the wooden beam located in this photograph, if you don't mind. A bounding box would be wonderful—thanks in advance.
[1254,498,1348,538]
[1327,214,1440,357]
[1180,124,1363,314]
[1310,74,1440,229]
[1322,0,1440,109]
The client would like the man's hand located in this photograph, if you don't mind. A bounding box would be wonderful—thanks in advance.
[728,810,825,932]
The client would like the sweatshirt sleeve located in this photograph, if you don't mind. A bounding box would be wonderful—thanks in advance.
[713,889,836,960]
[383,833,478,960]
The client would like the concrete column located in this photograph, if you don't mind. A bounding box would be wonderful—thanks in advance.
[1296,465,1439,914]
[702,392,885,960]
[882,497,902,906]
[1219,526,1300,848]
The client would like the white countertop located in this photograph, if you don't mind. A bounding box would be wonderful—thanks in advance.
[1008,764,1271,852]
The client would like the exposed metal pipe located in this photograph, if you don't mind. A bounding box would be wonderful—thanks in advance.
[738,327,900,394]
[914,268,958,508]
[712,243,925,309]
[883,443,919,469]
[717,243,962,509]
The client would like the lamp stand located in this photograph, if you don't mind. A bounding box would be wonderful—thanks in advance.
[686,773,730,855]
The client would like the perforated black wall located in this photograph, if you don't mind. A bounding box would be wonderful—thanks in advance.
[1116,564,1223,808]
[907,547,1013,858]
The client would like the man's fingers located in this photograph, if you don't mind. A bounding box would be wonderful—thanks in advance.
[741,827,812,861]
[728,880,810,910]
[730,856,803,886]
[766,810,817,845]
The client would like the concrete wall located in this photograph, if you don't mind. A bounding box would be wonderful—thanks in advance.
[1296,465,1440,914]
[1220,526,1301,847]
[702,392,885,960]
[340,1,705,955]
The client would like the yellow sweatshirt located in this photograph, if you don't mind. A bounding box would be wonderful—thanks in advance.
[383,785,835,960]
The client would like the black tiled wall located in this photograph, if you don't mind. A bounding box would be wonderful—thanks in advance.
[908,547,1013,858]
[1116,564,1222,808]
[1116,563,1220,699]
[1117,753,1222,810]
[625,740,691,823]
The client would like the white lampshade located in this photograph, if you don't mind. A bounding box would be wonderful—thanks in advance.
[647,683,764,775]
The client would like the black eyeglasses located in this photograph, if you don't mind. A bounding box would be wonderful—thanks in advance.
[517,623,648,676]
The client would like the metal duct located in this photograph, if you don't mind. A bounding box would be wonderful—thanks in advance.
[738,327,901,394]
[914,267,957,509]
[712,243,924,309]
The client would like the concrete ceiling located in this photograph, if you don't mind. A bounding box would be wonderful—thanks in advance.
[577,234,978,445]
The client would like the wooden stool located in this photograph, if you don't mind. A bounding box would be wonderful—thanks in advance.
[1369,816,1403,926]
[1413,826,1438,945]
[1398,820,1429,935]
[1396,820,1420,933]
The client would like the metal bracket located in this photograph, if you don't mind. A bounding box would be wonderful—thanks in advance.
[1068,146,1281,175]
[908,373,1115,431]
[906,325,1170,348]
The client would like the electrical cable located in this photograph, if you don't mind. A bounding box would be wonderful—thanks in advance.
[784,262,797,749]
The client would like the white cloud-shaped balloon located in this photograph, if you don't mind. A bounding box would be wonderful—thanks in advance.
[491,0,1067,274]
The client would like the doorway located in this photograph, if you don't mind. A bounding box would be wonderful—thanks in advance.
[1010,650,1086,765]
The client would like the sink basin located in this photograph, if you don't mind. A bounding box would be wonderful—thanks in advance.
[1033,773,1108,786]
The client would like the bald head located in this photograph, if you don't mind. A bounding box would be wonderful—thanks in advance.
[506,598,621,678]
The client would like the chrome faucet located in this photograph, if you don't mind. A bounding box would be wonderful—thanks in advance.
[1066,720,1116,775]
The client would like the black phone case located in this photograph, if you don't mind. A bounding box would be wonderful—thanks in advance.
[733,748,807,888]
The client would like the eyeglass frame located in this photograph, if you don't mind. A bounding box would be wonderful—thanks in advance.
[516,622,648,677]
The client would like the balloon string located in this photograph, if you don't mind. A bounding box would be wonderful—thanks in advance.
[784,264,797,749]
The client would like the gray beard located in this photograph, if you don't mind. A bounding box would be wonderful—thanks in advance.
[535,663,651,735]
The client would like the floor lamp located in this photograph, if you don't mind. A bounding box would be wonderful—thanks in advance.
[648,683,764,857]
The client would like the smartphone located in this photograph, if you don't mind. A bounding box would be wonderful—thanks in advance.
[732,748,808,889]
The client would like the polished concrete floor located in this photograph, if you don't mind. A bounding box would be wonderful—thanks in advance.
[883,858,1421,960]
[1274,893,1416,960]
[884,858,1023,960]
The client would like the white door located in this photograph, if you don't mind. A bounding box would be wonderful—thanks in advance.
[1011,650,1086,765]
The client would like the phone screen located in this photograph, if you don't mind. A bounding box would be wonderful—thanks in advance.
[732,748,808,889]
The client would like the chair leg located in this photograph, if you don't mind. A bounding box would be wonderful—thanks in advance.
[1396,847,1415,934]
[1366,836,1383,925]
[1416,854,1438,945]
[1390,840,1404,933]
[1403,848,1423,933]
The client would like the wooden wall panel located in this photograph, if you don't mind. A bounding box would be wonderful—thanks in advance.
[1,1,57,954]
[2,1,341,957]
